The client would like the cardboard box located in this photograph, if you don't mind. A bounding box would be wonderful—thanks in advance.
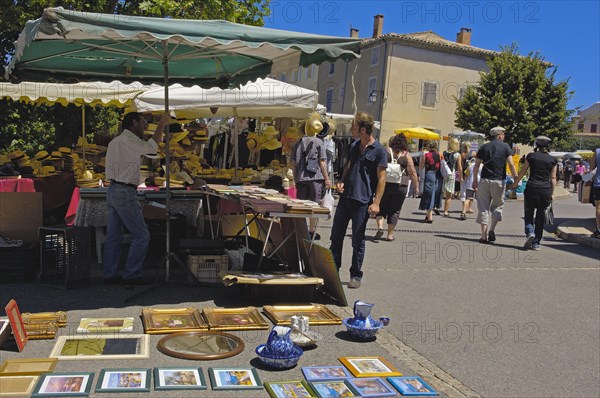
[0,192,43,243]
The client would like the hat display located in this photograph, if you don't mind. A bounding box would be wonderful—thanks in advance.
[49,151,63,160]
[9,150,28,162]
[320,119,337,138]
[169,131,189,145]
[305,112,323,137]
[262,125,279,136]
[34,150,51,161]
[261,138,282,151]
[490,126,506,136]
[58,147,72,155]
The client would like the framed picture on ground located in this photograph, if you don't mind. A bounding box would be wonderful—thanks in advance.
[202,307,269,331]
[346,377,397,397]
[265,380,316,398]
[387,376,438,396]
[263,305,343,326]
[153,367,207,390]
[302,366,352,381]
[0,375,39,397]
[95,368,150,393]
[141,307,208,334]
[339,356,402,378]
[0,318,11,347]
[208,367,263,390]
[309,380,359,398]
[76,318,134,334]
[21,312,67,327]
[24,322,58,340]
[49,334,149,360]
[0,358,57,376]
[4,299,28,351]
[31,372,94,397]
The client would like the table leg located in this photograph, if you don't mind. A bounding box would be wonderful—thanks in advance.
[96,226,105,264]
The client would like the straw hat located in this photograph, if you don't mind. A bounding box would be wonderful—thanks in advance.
[58,147,72,155]
[319,119,337,138]
[262,125,279,137]
[169,131,189,145]
[305,112,323,137]
[49,151,63,160]
[261,138,282,151]
[34,150,51,161]
[9,150,28,162]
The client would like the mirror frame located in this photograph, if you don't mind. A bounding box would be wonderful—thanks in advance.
[157,331,245,360]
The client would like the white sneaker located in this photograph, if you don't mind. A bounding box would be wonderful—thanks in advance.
[524,234,535,249]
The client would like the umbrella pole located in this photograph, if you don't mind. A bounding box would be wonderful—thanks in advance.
[81,106,85,163]
[231,109,243,185]
[162,40,171,281]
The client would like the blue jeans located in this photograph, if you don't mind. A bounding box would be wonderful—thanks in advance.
[329,196,370,280]
[103,184,149,279]
[524,206,545,245]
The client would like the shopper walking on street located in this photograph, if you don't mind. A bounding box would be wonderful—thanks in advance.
[330,112,387,289]
[511,136,557,250]
[472,126,518,244]
[442,138,463,217]
[103,112,169,284]
[419,140,443,223]
[591,147,600,238]
[375,133,419,241]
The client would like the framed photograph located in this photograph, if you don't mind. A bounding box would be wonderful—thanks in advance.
[202,307,269,331]
[50,334,149,360]
[263,305,342,326]
[95,368,150,393]
[339,357,402,378]
[309,380,359,398]
[265,380,316,398]
[208,367,263,390]
[0,375,38,397]
[24,322,58,340]
[0,358,57,376]
[141,307,208,334]
[347,377,397,397]
[157,331,245,360]
[154,367,207,390]
[31,372,94,397]
[21,311,67,327]
[0,318,10,347]
[302,366,352,381]
[4,299,28,351]
[387,376,438,396]
[76,318,134,333]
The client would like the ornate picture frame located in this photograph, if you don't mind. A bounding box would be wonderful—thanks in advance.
[76,318,134,334]
[141,307,208,334]
[202,307,269,331]
[263,305,342,326]
[21,312,67,327]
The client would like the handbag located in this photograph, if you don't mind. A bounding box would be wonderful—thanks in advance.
[544,202,554,225]
[320,188,335,219]
[302,140,319,174]
[440,159,452,178]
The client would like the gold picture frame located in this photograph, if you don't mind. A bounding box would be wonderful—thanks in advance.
[24,322,58,340]
[76,317,134,333]
[49,334,150,360]
[202,307,269,331]
[262,305,342,326]
[339,356,402,378]
[141,307,208,334]
[21,311,67,327]
[0,375,38,396]
[0,358,57,376]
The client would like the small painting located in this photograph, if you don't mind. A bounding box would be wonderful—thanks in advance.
[339,356,402,378]
[302,366,352,381]
[309,380,358,397]
[202,307,269,331]
[31,372,94,397]
[265,380,316,398]
[154,367,207,390]
[141,307,207,334]
[95,368,150,392]
[387,376,438,396]
[208,367,263,390]
[347,377,397,397]
[49,334,149,360]
[76,318,134,333]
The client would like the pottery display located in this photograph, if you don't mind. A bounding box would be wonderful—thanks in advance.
[256,326,303,369]
[342,300,385,340]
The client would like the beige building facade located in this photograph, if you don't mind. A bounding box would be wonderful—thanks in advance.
[317,16,496,146]
[572,102,600,136]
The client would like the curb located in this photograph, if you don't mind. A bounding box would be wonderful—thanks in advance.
[556,224,600,250]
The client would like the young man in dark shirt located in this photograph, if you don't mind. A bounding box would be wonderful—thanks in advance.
[472,126,518,244]
[329,112,387,289]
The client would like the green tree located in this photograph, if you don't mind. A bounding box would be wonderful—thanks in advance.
[0,0,270,154]
[455,44,574,146]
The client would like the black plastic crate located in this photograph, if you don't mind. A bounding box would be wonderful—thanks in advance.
[0,243,39,282]
[39,227,91,289]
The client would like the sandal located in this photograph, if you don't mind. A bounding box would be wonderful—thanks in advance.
[433,209,441,215]
[375,228,384,239]
[460,213,466,220]
[591,230,600,239]
[386,236,395,241]
[443,212,450,217]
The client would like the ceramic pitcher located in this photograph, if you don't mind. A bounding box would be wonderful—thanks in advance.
[265,326,294,356]
[352,300,375,328]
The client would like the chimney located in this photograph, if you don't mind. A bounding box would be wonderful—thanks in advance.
[456,27,472,45]
[350,28,359,38]
[372,14,384,38]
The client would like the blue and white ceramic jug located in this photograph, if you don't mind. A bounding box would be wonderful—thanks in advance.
[265,326,294,357]
[350,300,375,328]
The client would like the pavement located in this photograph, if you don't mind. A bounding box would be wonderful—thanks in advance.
[0,187,598,398]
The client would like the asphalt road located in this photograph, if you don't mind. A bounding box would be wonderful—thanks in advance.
[0,193,598,397]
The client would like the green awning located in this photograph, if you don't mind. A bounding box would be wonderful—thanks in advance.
[5,7,361,88]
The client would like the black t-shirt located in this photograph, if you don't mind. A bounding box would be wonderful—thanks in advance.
[526,151,557,189]
[477,140,514,180]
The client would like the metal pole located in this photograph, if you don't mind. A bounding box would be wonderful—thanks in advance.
[162,40,171,281]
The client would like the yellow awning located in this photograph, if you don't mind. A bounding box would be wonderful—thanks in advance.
[394,127,440,140]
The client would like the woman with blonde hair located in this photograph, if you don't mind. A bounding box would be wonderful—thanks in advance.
[441,138,462,217]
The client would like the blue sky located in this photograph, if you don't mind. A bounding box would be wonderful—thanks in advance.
[264,0,599,111]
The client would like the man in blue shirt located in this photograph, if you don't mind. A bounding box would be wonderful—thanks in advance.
[329,112,387,289]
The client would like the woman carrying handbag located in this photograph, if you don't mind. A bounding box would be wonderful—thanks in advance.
[511,136,557,251]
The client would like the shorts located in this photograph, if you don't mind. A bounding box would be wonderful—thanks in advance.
[465,189,476,199]
[593,186,600,202]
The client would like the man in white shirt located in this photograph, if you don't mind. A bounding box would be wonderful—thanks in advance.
[103,112,169,284]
